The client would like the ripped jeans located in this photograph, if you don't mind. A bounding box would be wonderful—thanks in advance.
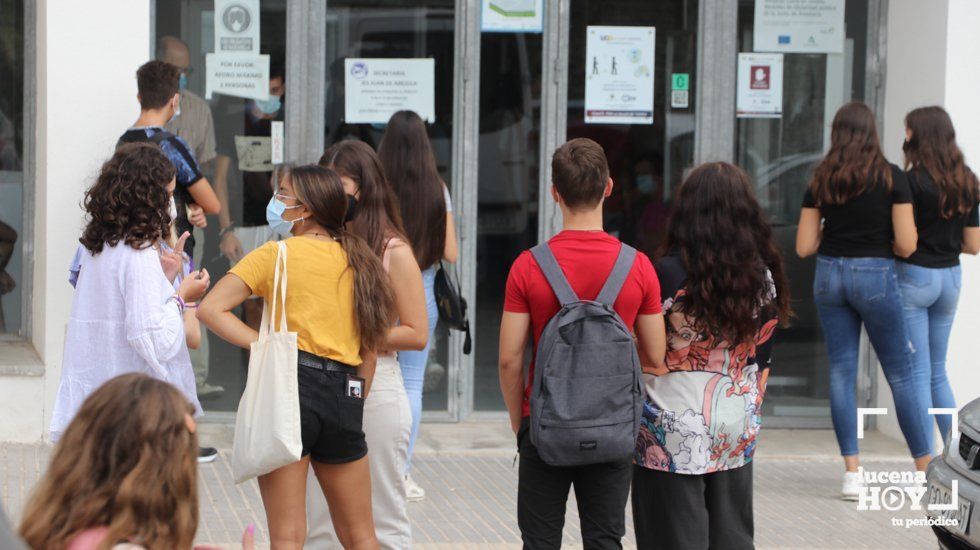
[813,255,930,458]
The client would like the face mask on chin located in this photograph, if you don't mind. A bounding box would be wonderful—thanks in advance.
[254,95,282,116]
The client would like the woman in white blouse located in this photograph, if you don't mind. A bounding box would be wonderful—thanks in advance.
[50,143,210,441]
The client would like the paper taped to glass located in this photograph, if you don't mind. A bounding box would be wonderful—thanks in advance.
[234,136,273,172]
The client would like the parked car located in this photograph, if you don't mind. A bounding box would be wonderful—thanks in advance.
[928,397,980,549]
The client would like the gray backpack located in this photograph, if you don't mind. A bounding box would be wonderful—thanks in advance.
[528,242,643,466]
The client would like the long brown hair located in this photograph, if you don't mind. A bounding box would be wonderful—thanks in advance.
[20,374,198,550]
[320,139,409,256]
[661,162,791,346]
[81,143,176,254]
[377,110,447,270]
[904,106,979,218]
[808,102,893,206]
[288,165,396,351]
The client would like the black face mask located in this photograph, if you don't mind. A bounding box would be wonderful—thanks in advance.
[344,194,359,224]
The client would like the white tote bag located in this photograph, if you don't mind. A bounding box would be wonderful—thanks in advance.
[232,241,302,484]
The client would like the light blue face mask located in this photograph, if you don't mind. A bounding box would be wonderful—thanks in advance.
[254,95,282,115]
[168,96,181,124]
[179,73,188,90]
[266,195,304,237]
[636,174,655,195]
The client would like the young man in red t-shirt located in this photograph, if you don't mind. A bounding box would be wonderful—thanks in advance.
[499,138,666,549]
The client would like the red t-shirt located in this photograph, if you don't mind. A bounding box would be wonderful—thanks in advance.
[503,230,663,417]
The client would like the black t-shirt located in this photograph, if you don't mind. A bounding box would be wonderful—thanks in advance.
[801,164,912,258]
[213,96,284,227]
[903,167,980,268]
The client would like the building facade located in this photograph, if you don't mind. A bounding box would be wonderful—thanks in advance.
[1,0,978,442]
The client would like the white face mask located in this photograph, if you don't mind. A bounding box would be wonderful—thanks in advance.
[168,196,178,220]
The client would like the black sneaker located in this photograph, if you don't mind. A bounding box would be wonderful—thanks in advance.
[198,446,219,464]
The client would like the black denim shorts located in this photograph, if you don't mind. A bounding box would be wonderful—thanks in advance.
[298,362,367,464]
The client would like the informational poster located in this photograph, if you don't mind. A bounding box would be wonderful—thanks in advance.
[214,0,261,54]
[584,26,655,125]
[753,0,844,53]
[344,58,436,124]
[481,0,544,33]
[736,53,784,118]
[205,53,270,101]
[234,136,273,172]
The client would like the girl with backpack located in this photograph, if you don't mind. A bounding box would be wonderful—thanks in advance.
[199,164,395,549]
[796,102,931,500]
[378,110,458,501]
[305,139,428,549]
[633,162,790,550]
[898,106,980,448]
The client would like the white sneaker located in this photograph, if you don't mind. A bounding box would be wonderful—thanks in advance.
[841,471,862,501]
[406,474,426,502]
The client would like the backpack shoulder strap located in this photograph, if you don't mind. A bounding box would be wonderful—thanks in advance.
[596,244,637,307]
[147,129,171,145]
[530,243,579,306]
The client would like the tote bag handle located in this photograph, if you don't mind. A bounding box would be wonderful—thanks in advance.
[258,241,289,339]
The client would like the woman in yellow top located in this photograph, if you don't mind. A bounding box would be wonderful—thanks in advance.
[199,164,395,550]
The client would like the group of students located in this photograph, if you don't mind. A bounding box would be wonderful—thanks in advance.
[5,56,976,549]
[15,58,455,549]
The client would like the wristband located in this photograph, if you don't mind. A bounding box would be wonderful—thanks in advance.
[219,224,236,238]
[171,294,186,313]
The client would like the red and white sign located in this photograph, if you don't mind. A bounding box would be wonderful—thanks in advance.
[737,53,783,119]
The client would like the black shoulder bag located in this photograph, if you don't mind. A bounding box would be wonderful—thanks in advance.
[434,262,472,355]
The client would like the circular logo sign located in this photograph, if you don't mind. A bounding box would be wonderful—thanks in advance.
[222,4,252,34]
[350,62,369,79]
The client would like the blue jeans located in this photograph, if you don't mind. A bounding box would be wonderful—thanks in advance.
[898,262,960,449]
[398,266,438,470]
[813,256,930,458]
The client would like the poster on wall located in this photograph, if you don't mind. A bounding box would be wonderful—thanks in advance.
[753,0,844,53]
[344,58,436,124]
[205,53,270,101]
[736,53,784,118]
[481,0,544,33]
[584,26,656,125]
[214,0,261,54]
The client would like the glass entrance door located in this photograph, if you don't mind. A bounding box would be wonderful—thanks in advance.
[565,0,698,260]
[472,29,544,411]
[735,0,873,425]
[322,0,457,417]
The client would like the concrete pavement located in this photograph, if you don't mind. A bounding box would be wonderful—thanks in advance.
[1,425,940,549]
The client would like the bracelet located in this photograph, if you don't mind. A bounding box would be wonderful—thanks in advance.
[219,224,236,238]
[170,294,186,312]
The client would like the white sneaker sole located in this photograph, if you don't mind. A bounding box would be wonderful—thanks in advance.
[407,493,426,503]
[198,454,219,464]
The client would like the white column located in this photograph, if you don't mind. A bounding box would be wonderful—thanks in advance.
[31,0,152,441]
[940,0,980,412]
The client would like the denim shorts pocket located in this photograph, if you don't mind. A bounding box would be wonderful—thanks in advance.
[852,266,889,303]
[897,263,931,288]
